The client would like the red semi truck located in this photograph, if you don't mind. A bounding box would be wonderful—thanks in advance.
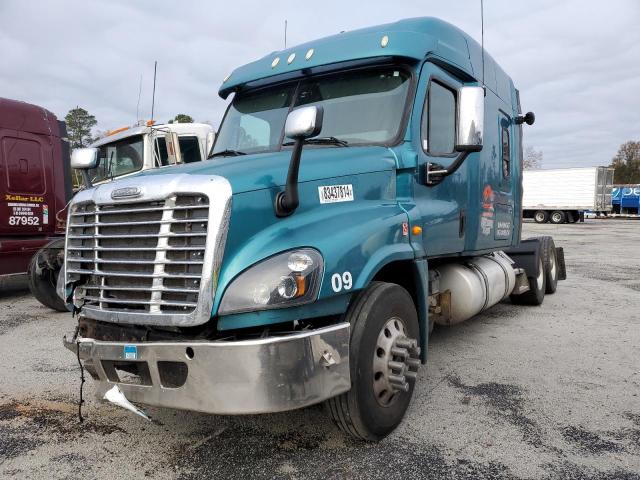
[0,98,72,301]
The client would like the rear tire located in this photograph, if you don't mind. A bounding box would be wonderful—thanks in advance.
[326,282,420,441]
[534,210,549,224]
[550,210,566,224]
[27,254,69,312]
[511,255,546,306]
[540,236,558,294]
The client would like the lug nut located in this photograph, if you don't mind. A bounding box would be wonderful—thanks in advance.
[404,370,418,380]
[395,337,417,349]
[391,347,409,358]
[406,358,421,369]
[388,360,406,373]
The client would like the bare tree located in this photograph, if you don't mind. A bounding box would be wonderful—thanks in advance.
[524,146,543,169]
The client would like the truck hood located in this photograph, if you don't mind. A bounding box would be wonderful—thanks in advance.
[137,146,396,194]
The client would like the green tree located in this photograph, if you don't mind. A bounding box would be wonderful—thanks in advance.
[168,114,194,124]
[610,141,640,184]
[65,106,97,148]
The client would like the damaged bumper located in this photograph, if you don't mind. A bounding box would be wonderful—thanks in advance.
[63,322,351,414]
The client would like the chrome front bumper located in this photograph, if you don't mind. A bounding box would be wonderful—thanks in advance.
[63,323,350,414]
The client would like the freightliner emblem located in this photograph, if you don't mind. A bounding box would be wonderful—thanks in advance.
[111,186,142,199]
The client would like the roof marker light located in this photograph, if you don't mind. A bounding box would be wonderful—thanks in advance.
[305,48,314,60]
[287,53,296,64]
[223,73,231,83]
[271,57,280,68]
[381,35,389,48]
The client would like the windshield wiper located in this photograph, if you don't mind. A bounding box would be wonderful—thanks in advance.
[210,149,247,158]
[283,136,349,147]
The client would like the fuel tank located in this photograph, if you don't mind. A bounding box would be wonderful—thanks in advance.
[434,252,516,325]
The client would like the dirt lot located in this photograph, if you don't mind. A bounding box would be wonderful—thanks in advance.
[1,220,639,479]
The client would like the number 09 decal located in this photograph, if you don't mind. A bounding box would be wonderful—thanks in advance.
[331,271,353,292]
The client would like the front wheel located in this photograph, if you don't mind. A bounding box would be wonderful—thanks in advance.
[27,254,69,312]
[326,282,421,441]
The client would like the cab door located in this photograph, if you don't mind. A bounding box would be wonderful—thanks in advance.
[0,129,54,236]
[411,61,470,256]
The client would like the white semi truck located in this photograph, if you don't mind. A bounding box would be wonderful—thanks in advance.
[522,167,614,223]
[29,122,215,311]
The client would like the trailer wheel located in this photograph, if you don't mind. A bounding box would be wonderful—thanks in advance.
[27,254,69,312]
[540,236,558,294]
[550,210,565,224]
[534,210,549,224]
[326,282,420,441]
[511,255,546,306]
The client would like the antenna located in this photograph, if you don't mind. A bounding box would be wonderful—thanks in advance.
[284,19,287,48]
[481,0,486,92]
[151,61,157,121]
[136,74,143,122]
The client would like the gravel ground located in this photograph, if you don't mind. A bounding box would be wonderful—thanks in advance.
[1,220,639,479]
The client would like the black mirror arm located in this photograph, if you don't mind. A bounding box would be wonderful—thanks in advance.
[425,151,471,186]
[274,137,304,217]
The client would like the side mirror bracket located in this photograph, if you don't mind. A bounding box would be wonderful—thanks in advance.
[274,106,324,217]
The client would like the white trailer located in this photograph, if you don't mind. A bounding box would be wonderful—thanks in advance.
[522,167,614,224]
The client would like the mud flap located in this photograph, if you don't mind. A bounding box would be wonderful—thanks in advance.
[555,247,567,280]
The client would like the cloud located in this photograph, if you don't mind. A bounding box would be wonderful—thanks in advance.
[1,0,638,167]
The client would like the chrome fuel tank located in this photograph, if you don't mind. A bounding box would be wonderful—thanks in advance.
[433,252,516,325]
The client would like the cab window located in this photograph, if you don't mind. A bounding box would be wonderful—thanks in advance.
[421,81,456,155]
[178,136,202,163]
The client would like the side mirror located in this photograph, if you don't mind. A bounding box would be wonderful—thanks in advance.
[71,147,99,169]
[284,106,324,139]
[456,86,484,152]
[515,111,535,126]
[274,106,324,217]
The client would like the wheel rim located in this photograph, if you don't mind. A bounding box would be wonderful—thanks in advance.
[552,212,562,223]
[536,259,544,290]
[372,318,420,407]
[535,212,544,222]
[549,251,557,280]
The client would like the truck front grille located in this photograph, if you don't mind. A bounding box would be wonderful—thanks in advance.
[66,195,209,315]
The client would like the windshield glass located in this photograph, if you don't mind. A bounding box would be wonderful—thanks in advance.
[212,67,411,156]
[89,135,144,183]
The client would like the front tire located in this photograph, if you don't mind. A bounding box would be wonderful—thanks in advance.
[326,282,420,441]
[27,254,69,312]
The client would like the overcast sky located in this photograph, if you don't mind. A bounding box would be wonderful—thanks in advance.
[1,0,638,167]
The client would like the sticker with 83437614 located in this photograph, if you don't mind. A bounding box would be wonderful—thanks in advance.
[318,184,354,204]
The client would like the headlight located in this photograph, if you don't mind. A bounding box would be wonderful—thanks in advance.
[218,248,323,315]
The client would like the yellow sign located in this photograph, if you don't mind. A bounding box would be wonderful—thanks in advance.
[4,194,44,203]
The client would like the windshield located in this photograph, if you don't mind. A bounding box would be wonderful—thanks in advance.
[89,135,144,183]
[212,67,411,156]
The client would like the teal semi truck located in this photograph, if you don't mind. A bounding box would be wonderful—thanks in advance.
[62,17,565,441]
